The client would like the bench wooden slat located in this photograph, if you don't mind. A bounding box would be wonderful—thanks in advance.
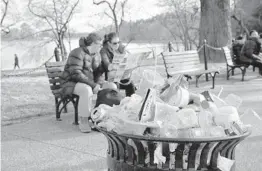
[166,61,200,68]
[222,47,234,66]
[49,78,62,84]
[164,58,199,64]
[46,66,64,73]
[162,51,198,56]
[50,84,61,90]
[47,72,62,78]
[45,61,66,67]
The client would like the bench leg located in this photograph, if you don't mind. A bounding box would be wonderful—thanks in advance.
[55,97,62,121]
[72,96,79,125]
[195,75,201,88]
[253,66,255,72]
[63,101,68,113]
[227,66,231,80]
[209,72,219,89]
[232,68,235,76]
[241,67,246,81]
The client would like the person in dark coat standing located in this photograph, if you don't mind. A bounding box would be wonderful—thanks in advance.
[98,32,136,97]
[14,54,20,69]
[240,30,262,76]
[54,47,61,62]
[60,33,102,133]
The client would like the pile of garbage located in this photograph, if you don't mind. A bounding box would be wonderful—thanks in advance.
[91,73,251,139]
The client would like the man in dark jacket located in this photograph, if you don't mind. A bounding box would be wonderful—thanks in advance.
[240,30,262,75]
[232,35,245,64]
[60,33,102,133]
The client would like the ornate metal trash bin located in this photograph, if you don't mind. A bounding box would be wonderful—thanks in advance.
[98,128,251,171]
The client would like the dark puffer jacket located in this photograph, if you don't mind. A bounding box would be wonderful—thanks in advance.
[60,40,98,96]
[240,37,261,63]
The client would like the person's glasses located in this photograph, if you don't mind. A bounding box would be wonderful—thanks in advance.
[111,41,120,45]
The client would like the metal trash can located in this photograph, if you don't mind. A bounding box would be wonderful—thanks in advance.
[98,128,251,171]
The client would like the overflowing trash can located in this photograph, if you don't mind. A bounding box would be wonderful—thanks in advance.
[98,128,250,171]
[92,72,253,171]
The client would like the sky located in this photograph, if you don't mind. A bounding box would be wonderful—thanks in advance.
[67,0,165,32]
[4,0,165,33]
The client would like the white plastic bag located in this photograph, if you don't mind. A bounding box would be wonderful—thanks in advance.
[217,153,235,171]
[224,94,242,109]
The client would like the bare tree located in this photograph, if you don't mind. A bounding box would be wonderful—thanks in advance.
[93,0,128,36]
[28,0,80,60]
[1,0,12,34]
[159,0,200,51]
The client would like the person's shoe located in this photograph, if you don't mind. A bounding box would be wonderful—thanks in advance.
[79,117,91,133]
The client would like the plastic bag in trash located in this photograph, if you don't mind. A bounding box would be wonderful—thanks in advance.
[91,104,117,123]
[154,143,166,168]
[154,102,179,123]
[214,106,241,128]
[133,69,165,96]
[176,108,199,129]
[217,153,235,171]
[198,109,214,128]
[224,94,242,109]
[160,85,190,107]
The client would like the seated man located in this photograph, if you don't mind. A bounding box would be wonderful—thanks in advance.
[232,35,245,64]
[240,30,262,76]
[60,33,103,133]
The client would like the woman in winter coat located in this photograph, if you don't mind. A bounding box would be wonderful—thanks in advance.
[99,32,136,96]
[60,33,103,133]
[240,30,262,76]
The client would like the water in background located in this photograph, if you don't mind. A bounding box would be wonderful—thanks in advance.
[1,38,186,70]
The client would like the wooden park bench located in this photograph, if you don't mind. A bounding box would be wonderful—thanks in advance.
[161,50,219,89]
[222,47,249,81]
[45,61,79,125]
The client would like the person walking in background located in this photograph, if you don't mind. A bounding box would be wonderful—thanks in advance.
[14,54,20,69]
[54,46,61,62]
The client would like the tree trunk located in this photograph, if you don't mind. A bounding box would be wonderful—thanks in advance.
[112,12,119,36]
[199,0,232,63]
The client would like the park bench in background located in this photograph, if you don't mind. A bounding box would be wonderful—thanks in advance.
[222,47,249,81]
[161,50,219,89]
[45,61,79,125]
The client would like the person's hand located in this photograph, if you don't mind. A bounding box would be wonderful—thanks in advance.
[108,64,117,71]
[93,84,101,94]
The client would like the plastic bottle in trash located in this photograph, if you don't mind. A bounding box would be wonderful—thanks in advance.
[199,101,220,127]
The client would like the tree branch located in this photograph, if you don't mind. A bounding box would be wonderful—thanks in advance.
[93,0,112,9]
[1,0,9,26]
[104,11,114,20]
[119,0,128,30]
[113,0,118,10]
[231,14,249,39]
[60,0,80,33]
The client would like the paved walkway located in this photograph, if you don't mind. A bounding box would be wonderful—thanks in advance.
[2,68,262,171]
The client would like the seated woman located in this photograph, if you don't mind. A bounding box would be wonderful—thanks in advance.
[240,30,262,76]
[98,32,136,96]
[60,33,103,133]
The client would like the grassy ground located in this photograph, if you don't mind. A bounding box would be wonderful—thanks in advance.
[1,75,58,126]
